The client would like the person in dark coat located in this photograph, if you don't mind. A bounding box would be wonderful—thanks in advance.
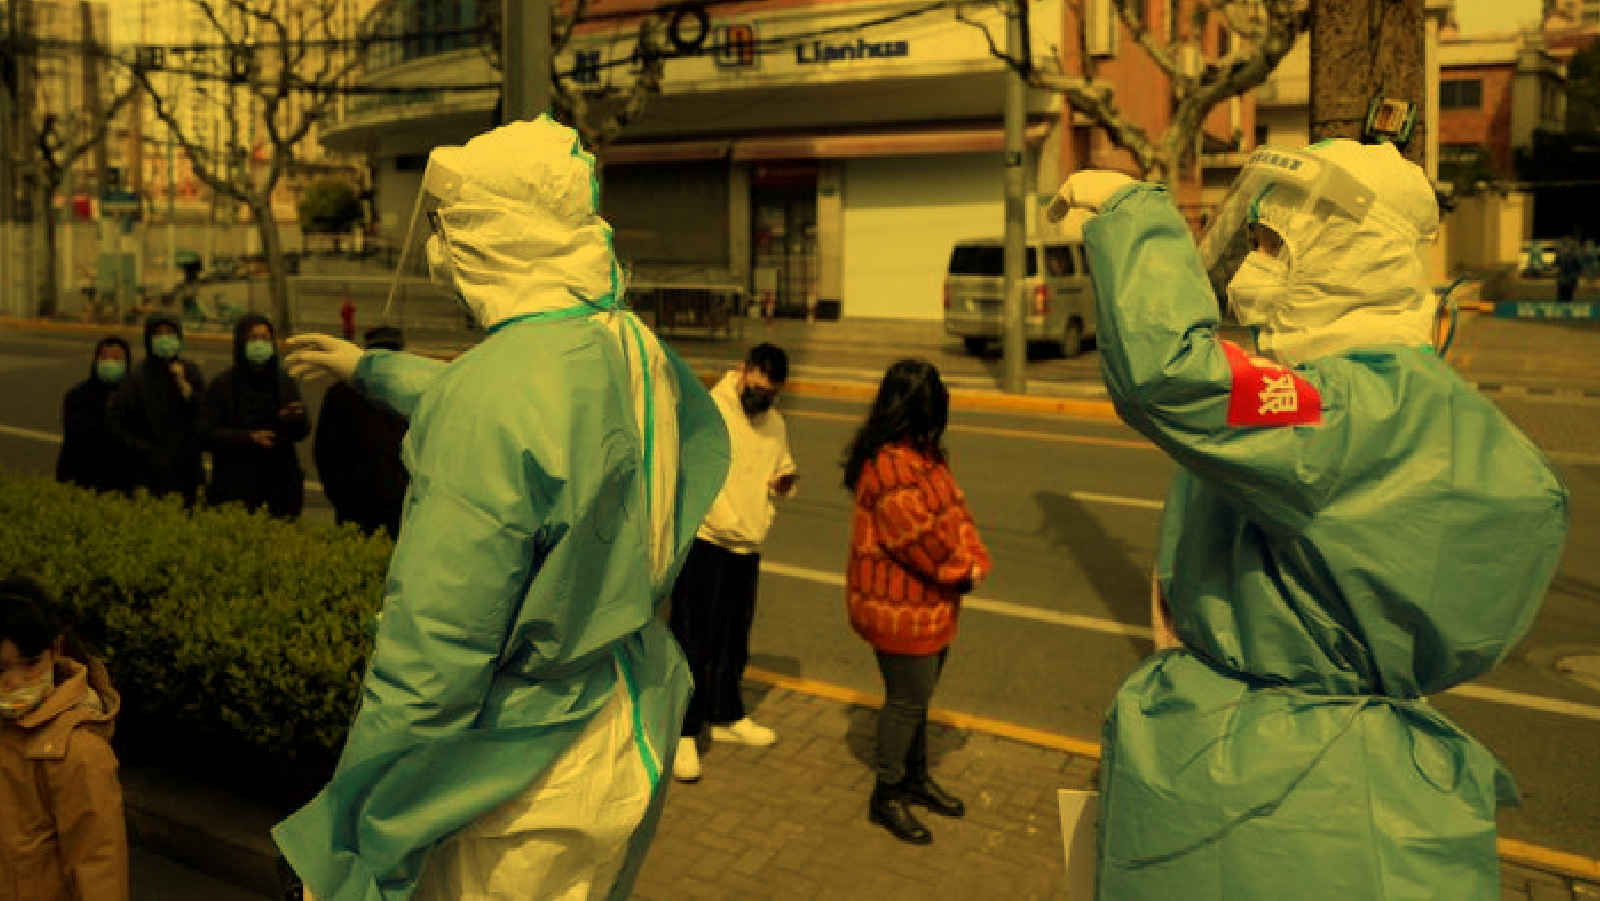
[313,326,410,537]
[200,313,310,518]
[56,336,134,493]
[106,313,205,505]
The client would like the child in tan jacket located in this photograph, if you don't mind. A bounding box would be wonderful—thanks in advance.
[0,576,127,901]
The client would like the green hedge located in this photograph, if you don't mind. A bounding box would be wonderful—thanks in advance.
[0,470,391,802]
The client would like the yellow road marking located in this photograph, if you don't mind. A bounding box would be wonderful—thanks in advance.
[742,665,1103,759]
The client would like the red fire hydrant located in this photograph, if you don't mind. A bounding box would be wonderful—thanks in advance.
[340,290,357,341]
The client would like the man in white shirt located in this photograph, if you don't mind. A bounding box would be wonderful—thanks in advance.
[669,342,798,782]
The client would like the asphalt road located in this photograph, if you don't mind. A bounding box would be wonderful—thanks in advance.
[2,327,1597,860]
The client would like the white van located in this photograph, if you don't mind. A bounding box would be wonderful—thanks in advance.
[942,238,1096,357]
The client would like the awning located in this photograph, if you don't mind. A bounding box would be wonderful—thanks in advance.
[606,121,1053,165]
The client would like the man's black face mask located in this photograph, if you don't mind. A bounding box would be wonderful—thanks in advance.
[740,386,775,418]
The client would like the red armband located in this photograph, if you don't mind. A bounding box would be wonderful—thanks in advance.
[1221,341,1322,427]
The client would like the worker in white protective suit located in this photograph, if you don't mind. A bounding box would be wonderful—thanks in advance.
[271,114,730,901]
[1049,140,1568,900]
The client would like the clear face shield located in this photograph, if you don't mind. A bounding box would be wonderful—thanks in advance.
[1197,147,1377,304]
[380,152,477,332]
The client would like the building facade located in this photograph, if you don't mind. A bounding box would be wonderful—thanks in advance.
[326,0,1241,321]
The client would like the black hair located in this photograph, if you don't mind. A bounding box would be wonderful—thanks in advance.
[841,358,949,492]
[0,576,61,658]
[90,336,133,383]
[745,342,788,385]
[143,311,184,357]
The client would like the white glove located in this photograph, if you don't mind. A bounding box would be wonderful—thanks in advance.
[1045,170,1137,223]
[285,334,364,382]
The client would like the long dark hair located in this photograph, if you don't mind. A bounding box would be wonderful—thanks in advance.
[841,359,949,492]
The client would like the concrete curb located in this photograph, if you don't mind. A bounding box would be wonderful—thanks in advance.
[0,316,236,343]
[122,765,285,898]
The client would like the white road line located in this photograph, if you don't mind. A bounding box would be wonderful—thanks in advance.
[1445,684,1600,723]
[0,423,62,444]
[1069,490,1165,510]
[760,560,1600,723]
[0,423,326,492]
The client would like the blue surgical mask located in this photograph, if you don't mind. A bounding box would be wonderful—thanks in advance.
[95,359,126,384]
[244,339,275,365]
[151,333,182,359]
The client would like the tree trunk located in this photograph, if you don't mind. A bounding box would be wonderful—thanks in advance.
[252,197,292,332]
[1310,0,1426,164]
[41,190,58,317]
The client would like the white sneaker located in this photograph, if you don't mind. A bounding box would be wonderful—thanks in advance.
[710,717,776,747]
[673,737,701,782]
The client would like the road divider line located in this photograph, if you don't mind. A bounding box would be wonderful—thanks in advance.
[761,560,1600,723]
[0,423,61,444]
[786,409,1158,452]
[761,561,1155,640]
[1444,683,1600,723]
[740,665,1600,884]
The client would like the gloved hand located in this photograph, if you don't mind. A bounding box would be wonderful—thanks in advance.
[284,334,364,382]
[1045,170,1137,223]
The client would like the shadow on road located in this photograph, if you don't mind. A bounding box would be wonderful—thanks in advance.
[1033,489,1151,655]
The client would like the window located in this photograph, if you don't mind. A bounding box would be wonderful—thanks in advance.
[1045,246,1076,276]
[1087,0,1117,57]
[1440,79,1483,110]
[948,246,1039,277]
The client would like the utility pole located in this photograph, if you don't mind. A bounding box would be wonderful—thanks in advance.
[1,0,17,316]
[502,0,552,123]
[1309,0,1427,165]
[1000,0,1028,395]
[14,0,39,317]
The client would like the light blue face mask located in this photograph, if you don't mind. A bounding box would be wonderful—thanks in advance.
[95,358,126,384]
[244,339,275,365]
[151,333,182,359]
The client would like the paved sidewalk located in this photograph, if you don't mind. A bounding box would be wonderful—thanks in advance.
[634,681,1089,901]
[122,670,1600,900]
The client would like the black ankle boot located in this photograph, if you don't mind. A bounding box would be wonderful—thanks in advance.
[903,773,965,818]
[870,779,933,844]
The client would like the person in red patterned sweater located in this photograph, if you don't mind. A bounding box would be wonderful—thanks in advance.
[841,358,991,845]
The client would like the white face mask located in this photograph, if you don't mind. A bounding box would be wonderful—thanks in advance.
[0,664,53,719]
[425,233,456,293]
[1226,251,1290,328]
[425,233,476,327]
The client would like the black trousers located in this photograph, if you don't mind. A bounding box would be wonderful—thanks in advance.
[668,538,761,737]
[873,648,948,784]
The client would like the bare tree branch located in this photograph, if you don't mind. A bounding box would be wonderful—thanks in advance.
[967,0,1308,185]
[1111,0,1180,81]
[955,2,1008,67]
[132,0,368,329]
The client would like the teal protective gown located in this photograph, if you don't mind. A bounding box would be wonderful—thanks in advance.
[1085,185,1569,899]
[272,317,729,901]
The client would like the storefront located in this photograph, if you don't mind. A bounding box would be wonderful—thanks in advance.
[577,0,1064,320]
